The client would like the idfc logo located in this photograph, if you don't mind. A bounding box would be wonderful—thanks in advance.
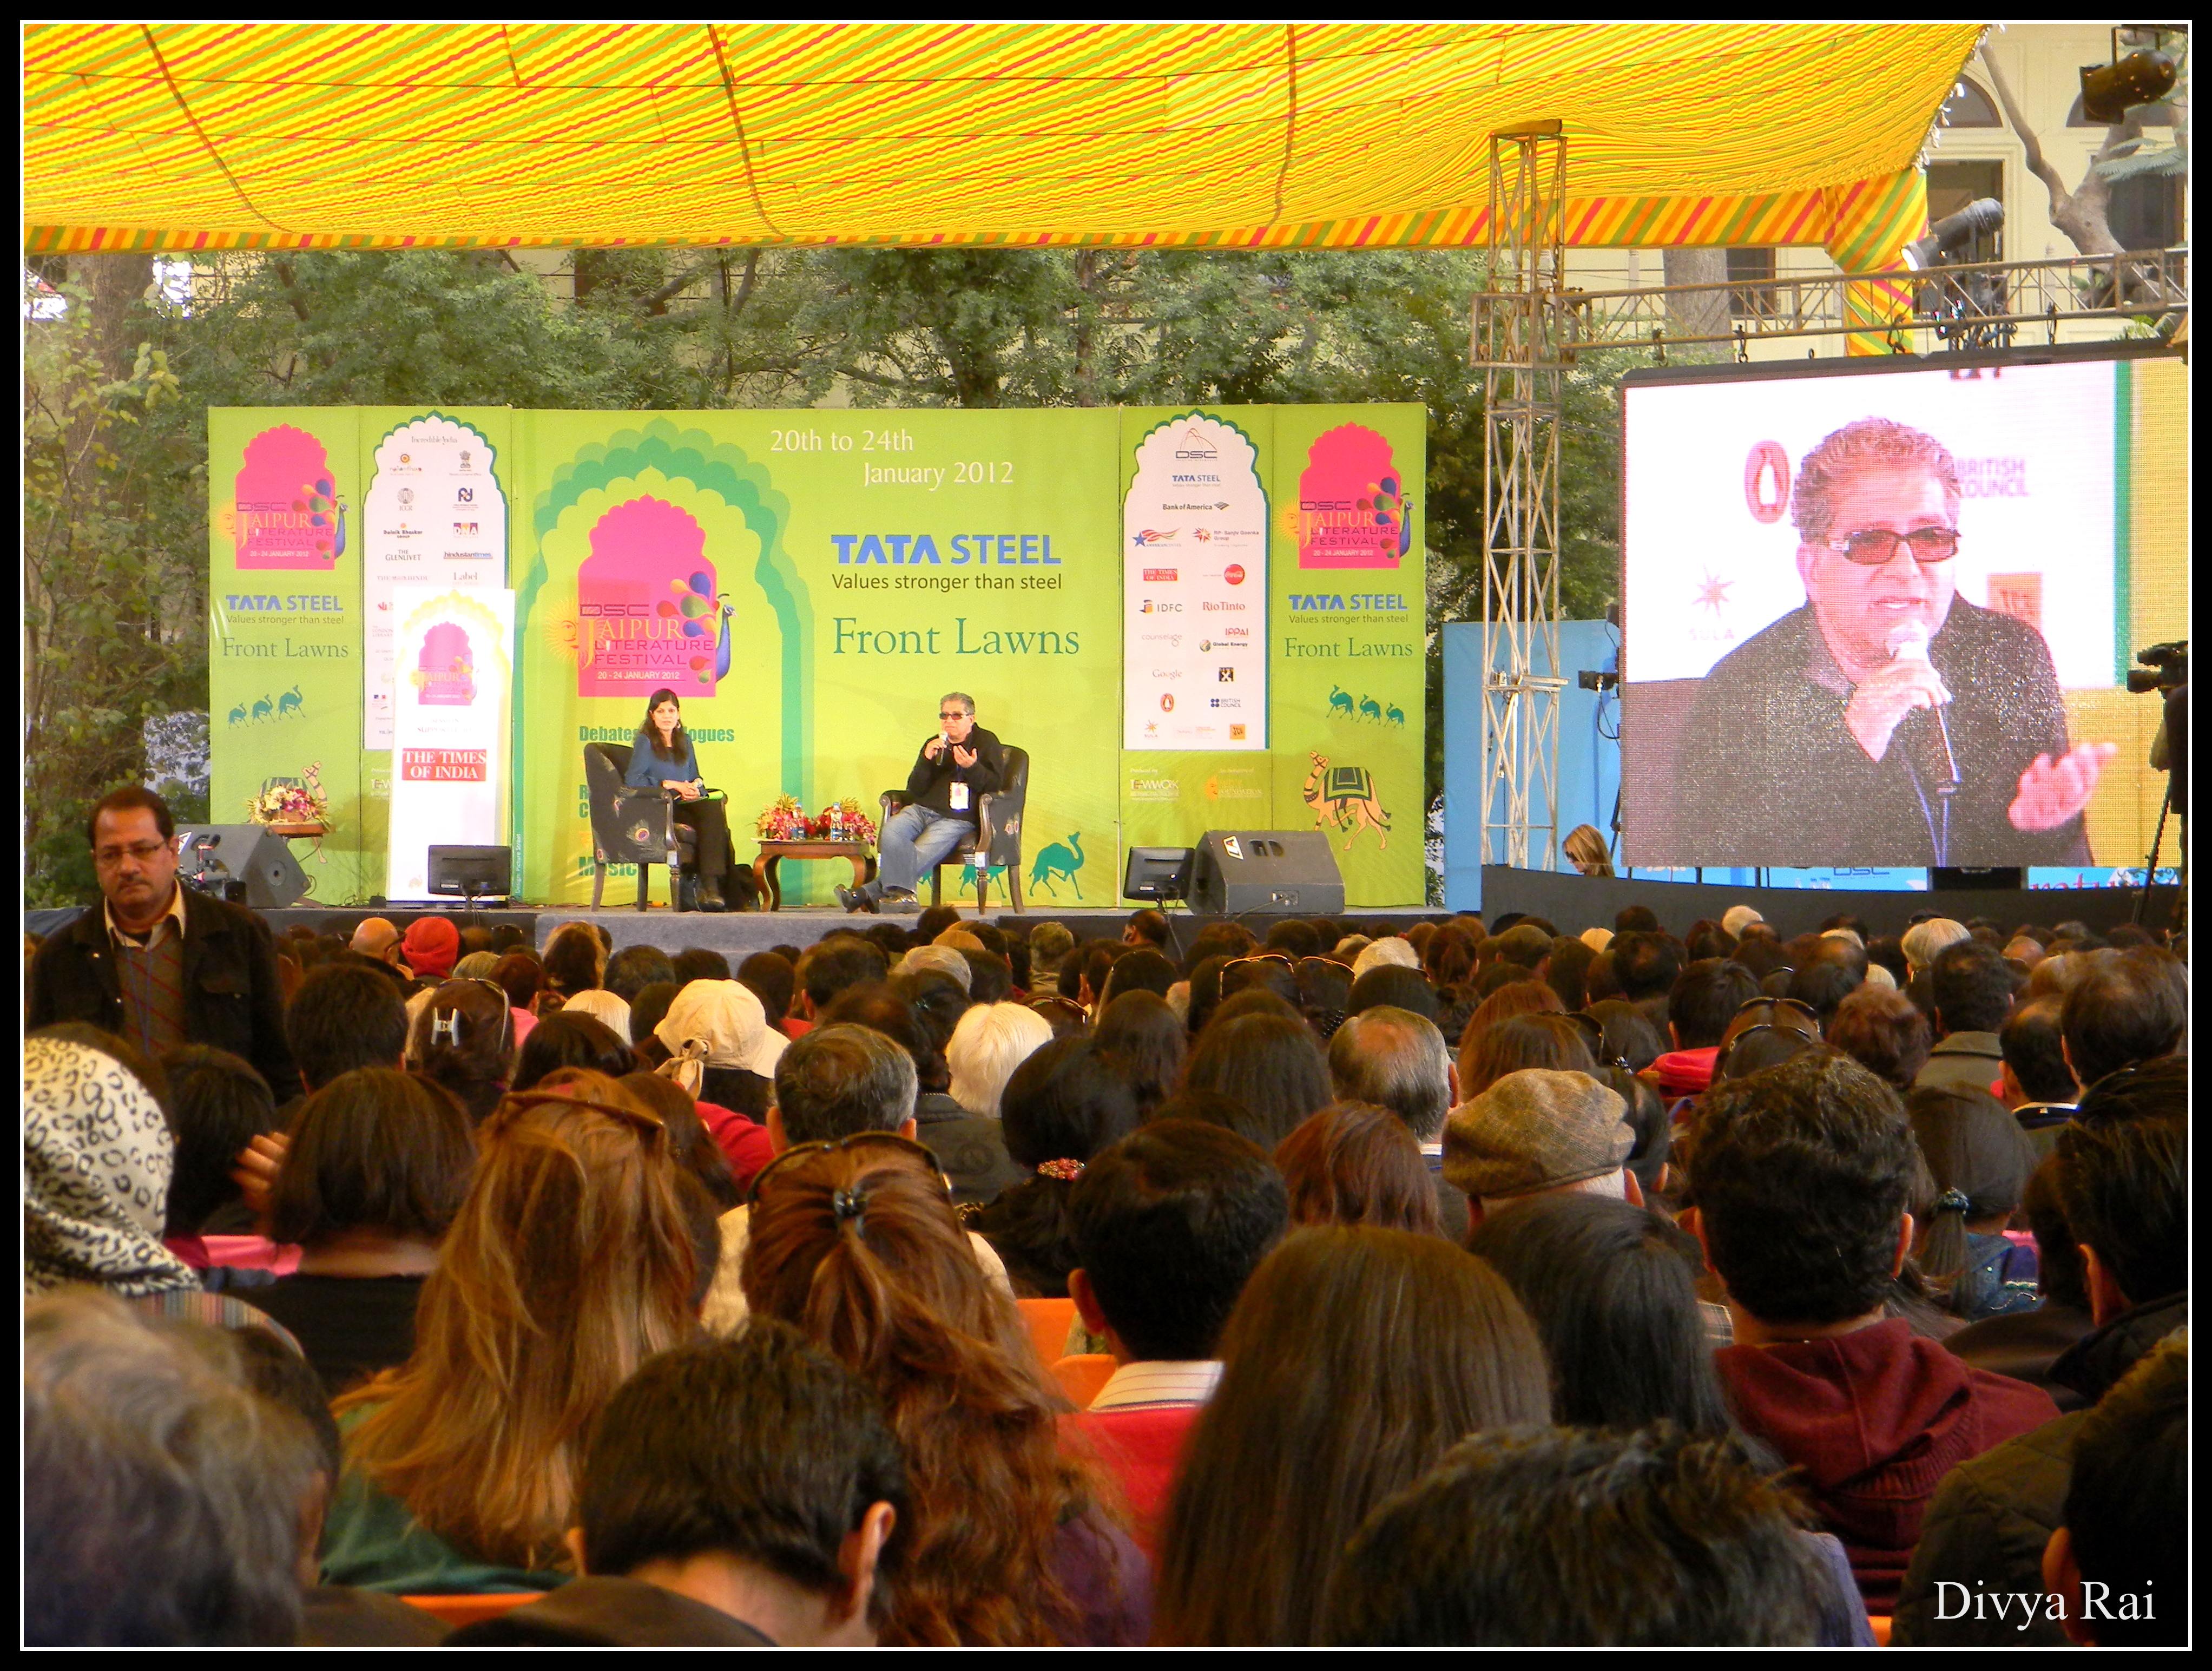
[1141,600,1184,615]
[1131,529,1178,547]
[1142,568,1178,583]
[1224,563,1246,585]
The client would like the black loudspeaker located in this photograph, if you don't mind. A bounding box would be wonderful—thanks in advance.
[175,825,310,910]
[1190,830,1346,916]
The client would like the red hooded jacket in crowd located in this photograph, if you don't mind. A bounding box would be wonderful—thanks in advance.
[1716,1317,2059,1611]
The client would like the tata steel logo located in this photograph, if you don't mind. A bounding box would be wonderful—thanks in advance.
[1225,563,1246,585]
[1143,568,1178,583]
[1131,529,1178,547]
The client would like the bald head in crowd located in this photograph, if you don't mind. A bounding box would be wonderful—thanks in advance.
[349,917,405,968]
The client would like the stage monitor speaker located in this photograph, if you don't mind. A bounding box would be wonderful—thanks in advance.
[175,825,310,911]
[1190,831,1345,916]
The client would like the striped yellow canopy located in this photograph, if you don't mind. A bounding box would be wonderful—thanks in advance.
[28,23,1976,265]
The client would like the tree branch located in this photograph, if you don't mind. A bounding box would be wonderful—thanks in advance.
[1980,45,2068,205]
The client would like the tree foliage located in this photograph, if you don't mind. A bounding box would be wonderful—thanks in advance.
[24,245,1636,903]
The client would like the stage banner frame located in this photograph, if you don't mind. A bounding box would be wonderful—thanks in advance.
[209,403,1427,910]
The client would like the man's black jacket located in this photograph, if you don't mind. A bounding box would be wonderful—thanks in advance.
[28,886,300,1100]
[904,725,1004,820]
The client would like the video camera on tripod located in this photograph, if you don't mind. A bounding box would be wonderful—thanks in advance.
[2128,639,2187,694]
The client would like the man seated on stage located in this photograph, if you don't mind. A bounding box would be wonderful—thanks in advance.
[1670,417,2115,867]
[839,692,1003,917]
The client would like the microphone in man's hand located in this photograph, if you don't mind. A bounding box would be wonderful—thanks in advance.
[1890,627,1961,796]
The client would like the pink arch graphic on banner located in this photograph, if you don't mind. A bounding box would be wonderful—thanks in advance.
[234,425,340,570]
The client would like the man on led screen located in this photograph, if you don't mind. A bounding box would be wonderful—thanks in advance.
[1670,417,2114,866]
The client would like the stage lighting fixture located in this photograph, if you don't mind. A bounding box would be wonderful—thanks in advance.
[1903,198,2005,271]
[2080,43,2178,125]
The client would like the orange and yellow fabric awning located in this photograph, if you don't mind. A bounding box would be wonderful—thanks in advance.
[27,22,1977,266]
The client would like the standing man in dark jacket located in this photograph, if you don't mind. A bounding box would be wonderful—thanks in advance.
[838,692,1003,916]
[28,788,299,1101]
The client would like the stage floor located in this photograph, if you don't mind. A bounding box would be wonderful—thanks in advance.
[196,903,1429,958]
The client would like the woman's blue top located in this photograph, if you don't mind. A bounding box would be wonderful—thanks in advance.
[624,734,698,788]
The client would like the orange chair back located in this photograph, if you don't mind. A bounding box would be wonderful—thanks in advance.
[401,1593,544,1628]
[1869,1616,1892,1647]
[1051,1352,1118,1408]
[1016,1295,1077,1364]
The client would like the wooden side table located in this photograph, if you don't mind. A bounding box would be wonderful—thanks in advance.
[752,840,875,911]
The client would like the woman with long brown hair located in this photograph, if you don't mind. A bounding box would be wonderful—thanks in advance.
[320,1071,699,1591]
[1153,1225,1550,1644]
[742,1138,1148,1645]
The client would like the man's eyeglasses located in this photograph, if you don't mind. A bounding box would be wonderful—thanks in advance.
[747,1131,946,1207]
[938,711,970,721]
[95,840,172,868]
[1821,527,1960,567]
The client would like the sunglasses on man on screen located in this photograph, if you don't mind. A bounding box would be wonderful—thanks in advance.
[1820,527,1961,566]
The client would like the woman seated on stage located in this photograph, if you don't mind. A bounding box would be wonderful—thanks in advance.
[626,686,738,912]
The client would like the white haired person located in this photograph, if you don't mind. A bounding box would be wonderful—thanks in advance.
[947,1001,1054,1120]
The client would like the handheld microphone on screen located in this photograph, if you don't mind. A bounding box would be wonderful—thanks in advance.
[1890,627,1961,797]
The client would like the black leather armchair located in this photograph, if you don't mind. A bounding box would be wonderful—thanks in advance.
[878,745,1030,915]
[582,742,715,911]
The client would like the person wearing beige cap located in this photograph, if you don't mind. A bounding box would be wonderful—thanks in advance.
[655,978,789,1107]
[1721,905,1764,940]
[1443,1068,1641,1226]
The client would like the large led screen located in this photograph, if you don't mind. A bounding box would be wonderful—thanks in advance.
[1618,349,2183,870]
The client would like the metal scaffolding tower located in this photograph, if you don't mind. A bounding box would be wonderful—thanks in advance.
[1473,122,1569,872]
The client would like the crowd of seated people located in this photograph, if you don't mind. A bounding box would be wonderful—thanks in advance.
[24,896,2188,1646]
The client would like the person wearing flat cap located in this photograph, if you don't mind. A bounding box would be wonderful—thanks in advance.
[1443,1067,1643,1228]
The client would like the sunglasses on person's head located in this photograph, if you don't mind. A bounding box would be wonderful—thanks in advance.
[1718,1022,1825,1070]
[1564,1009,1632,1073]
[1820,527,1960,566]
[1734,996,1818,1021]
[1225,953,1294,972]
[485,1088,665,1143]
[746,1130,947,1208]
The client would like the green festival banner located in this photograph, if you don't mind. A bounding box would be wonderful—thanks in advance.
[210,404,1424,909]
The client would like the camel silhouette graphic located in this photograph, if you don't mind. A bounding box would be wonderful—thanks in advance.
[1029,832,1085,898]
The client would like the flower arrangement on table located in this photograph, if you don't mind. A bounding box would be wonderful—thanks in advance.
[754,795,878,845]
[247,762,333,832]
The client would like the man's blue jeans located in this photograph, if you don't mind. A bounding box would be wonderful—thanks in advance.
[869,804,974,898]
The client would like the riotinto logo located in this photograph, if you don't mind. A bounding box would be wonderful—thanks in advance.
[832,533,1059,566]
